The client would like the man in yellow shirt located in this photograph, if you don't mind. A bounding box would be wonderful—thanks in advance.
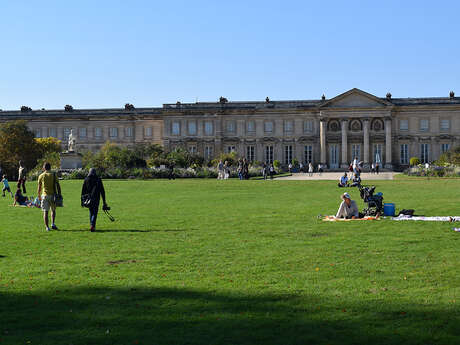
[37,162,61,231]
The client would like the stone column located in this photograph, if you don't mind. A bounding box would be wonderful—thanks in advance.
[340,119,348,168]
[363,119,370,168]
[320,119,327,165]
[385,118,392,169]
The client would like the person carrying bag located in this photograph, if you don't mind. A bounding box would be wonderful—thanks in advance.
[81,168,108,232]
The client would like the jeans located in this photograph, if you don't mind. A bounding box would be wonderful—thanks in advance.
[89,205,99,227]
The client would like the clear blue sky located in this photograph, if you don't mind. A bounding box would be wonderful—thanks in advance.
[1,0,459,110]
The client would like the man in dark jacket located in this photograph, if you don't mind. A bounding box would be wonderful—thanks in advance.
[81,168,108,232]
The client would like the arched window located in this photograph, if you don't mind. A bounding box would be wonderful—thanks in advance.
[328,120,340,132]
[349,119,362,131]
[371,119,384,131]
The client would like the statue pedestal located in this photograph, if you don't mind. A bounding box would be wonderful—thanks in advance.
[60,151,83,170]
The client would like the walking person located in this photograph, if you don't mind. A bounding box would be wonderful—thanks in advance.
[262,163,268,180]
[81,168,108,232]
[37,162,61,231]
[269,163,275,179]
[17,160,27,194]
[2,175,13,197]
[375,162,380,174]
[371,162,375,174]
[237,159,243,180]
[223,161,230,179]
[308,162,313,177]
[217,160,224,180]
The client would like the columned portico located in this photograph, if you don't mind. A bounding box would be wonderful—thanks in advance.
[340,119,348,168]
[320,118,327,166]
[363,119,370,168]
[385,118,392,169]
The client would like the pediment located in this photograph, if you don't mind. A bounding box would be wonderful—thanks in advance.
[320,88,392,108]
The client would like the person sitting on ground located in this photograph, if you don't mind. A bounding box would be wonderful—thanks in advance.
[2,175,13,197]
[13,188,31,206]
[336,192,360,219]
[338,172,349,187]
[350,173,361,187]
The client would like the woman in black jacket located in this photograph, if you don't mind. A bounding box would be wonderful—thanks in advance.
[81,168,108,232]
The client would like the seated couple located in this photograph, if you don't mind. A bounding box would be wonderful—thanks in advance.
[338,173,361,188]
[13,188,40,207]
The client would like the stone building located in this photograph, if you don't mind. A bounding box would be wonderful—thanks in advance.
[0,107,163,152]
[1,88,459,170]
[163,89,460,170]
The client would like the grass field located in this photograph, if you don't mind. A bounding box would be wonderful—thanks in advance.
[1,178,459,345]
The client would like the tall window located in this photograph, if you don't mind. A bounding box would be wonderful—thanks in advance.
[172,121,180,135]
[189,146,197,154]
[246,146,255,162]
[304,145,313,163]
[49,128,57,138]
[441,143,450,153]
[227,146,236,153]
[63,128,71,139]
[34,128,41,138]
[399,119,409,131]
[420,119,429,131]
[374,144,382,163]
[265,145,274,164]
[400,144,409,164]
[125,127,133,137]
[205,146,213,160]
[284,145,293,165]
[264,121,273,133]
[226,121,236,133]
[79,128,87,139]
[304,120,313,132]
[109,127,118,138]
[420,143,429,163]
[247,121,255,133]
[204,121,213,135]
[440,119,450,131]
[94,127,102,138]
[284,120,294,133]
[145,127,153,137]
[352,144,361,161]
[188,121,197,135]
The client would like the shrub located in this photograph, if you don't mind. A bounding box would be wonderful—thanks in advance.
[409,157,420,166]
[273,160,281,169]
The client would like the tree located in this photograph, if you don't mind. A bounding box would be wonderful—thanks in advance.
[35,137,62,156]
[0,121,41,178]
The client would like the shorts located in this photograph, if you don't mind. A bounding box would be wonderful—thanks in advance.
[2,186,10,192]
[41,195,56,212]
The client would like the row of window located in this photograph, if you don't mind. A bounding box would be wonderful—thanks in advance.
[188,142,451,165]
[399,119,451,132]
[33,127,155,139]
[171,120,315,136]
[399,143,450,164]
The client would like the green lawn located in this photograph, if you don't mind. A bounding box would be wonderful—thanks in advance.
[1,179,459,345]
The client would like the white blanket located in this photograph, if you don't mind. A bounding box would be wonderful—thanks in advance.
[391,215,460,222]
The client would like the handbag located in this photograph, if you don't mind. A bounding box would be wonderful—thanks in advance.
[81,194,92,208]
[53,172,64,207]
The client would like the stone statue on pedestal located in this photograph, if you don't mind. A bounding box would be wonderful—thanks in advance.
[68,129,76,152]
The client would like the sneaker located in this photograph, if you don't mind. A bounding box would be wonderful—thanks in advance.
[51,224,58,230]
[90,226,95,232]
[46,227,50,232]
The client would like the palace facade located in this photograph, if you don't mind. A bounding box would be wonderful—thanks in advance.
[1,88,459,170]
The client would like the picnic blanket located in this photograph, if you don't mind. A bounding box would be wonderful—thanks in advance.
[322,215,380,222]
[391,215,460,222]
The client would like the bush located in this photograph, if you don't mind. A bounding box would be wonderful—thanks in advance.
[409,157,420,166]
[273,160,281,169]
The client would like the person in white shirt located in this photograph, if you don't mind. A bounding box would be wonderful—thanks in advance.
[336,192,359,219]
[308,163,313,177]
[338,173,349,187]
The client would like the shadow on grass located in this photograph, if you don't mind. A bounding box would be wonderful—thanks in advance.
[1,287,458,345]
[54,229,189,233]
[0,255,5,258]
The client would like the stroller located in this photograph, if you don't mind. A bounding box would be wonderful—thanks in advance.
[359,185,384,217]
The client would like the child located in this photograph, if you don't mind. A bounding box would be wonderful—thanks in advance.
[2,175,13,197]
